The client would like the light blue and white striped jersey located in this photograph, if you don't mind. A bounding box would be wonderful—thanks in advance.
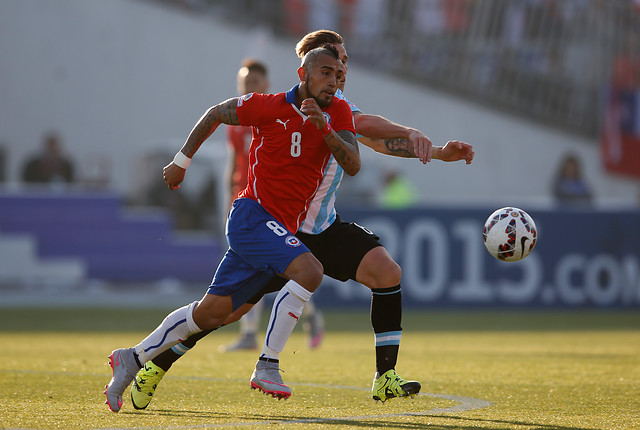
[298,89,360,234]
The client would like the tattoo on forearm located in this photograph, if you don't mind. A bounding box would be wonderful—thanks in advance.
[384,139,414,158]
[326,131,360,173]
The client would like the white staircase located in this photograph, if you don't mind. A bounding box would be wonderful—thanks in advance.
[0,234,86,288]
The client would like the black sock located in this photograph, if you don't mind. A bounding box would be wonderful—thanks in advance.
[152,328,217,371]
[133,352,142,369]
[370,284,402,375]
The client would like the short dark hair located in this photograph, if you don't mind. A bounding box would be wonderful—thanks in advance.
[295,30,343,58]
[301,44,340,71]
[317,43,339,60]
[240,58,268,77]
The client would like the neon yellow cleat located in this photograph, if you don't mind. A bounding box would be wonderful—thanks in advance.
[371,369,421,402]
[130,360,166,410]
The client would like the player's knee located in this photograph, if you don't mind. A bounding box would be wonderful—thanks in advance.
[193,310,222,330]
[361,257,402,289]
[379,259,402,287]
[285,253,323,291]
[223,303,253,325]
[389,260,402,285]
[223,313,243,325]
[193,300,228,330]
[302,257,323,290]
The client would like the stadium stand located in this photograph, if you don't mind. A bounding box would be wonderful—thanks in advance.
[0,192,223,283]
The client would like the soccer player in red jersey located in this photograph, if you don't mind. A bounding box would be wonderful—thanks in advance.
[225,60,267,212]
[129,30,474,408]
[104,44,359,413]
[222,59,326,353]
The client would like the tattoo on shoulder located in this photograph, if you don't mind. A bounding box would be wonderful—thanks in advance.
[212,98,240,126]
[384,139,413,157]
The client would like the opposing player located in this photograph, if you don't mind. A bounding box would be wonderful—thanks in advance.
[104,44,359,412]
[130,30,474,408]
[221,59,324,353]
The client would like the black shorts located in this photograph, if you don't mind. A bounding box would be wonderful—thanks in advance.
[246,215,382,304]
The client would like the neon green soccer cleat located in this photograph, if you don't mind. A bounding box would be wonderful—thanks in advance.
[131,360,166,410]
[371,369,421,402]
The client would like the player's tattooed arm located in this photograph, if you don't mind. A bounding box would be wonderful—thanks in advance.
[327,130,360,176]
[354,113,433,163]
[358,137,415,158]
[180,98,240,158]
[299,97,360,175]
[164,98,241,190]
[358,137,474,164]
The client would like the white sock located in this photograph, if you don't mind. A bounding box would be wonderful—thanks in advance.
[302,300,316,318]
[240,297,263,335]
[135,301,201,363]
[260,281,312,360]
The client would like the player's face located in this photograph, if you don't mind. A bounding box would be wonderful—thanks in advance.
[304,54,344,108]
[332,43,348,91]
[237,70,268,95]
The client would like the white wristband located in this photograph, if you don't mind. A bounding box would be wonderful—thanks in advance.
[173,152,191,169]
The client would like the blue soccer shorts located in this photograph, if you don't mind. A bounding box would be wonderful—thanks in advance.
[207,198,310,310]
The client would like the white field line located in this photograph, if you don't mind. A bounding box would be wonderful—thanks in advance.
[4,369,492,429]
[107,376,492,429]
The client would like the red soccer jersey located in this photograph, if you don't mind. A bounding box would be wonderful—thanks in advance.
[236,85,355,233]
[226,125,251,200]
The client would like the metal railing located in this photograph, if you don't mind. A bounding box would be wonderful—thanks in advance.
[166,0,639,138]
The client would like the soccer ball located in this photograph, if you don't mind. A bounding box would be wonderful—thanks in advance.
[483,207,537,262]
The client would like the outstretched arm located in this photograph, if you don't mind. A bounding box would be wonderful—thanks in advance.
[163,98,240,190]
[354,113,433,164]
[359,137,474,165]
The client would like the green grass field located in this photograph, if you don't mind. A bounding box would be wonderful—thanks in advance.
[1,308,639,429]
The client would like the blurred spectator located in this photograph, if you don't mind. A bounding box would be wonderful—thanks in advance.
[145,160,196,230]
[552,153,593,207]
[22,132,75,185]
[380,170,418,209]
[132,149,221,232]
[602,31,640,179]
[193,174,219,232]
[226,58,270,211]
